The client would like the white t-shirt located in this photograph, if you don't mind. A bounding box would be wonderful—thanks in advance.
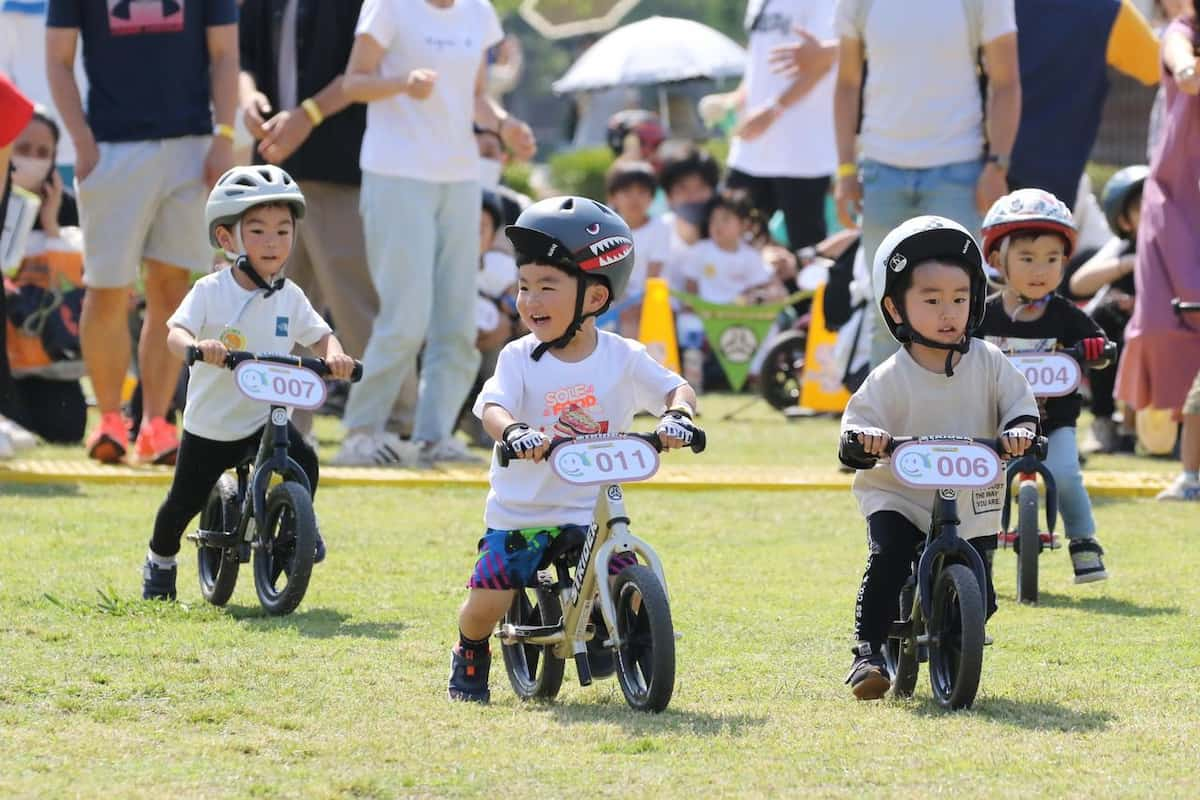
[835,0,1016,168]
[728,0,838,178]
[680,239,775,304]
[472,331,686,529]
[626,215,672,298]
[356,0,503,182]
[476,250,516,331]
[841,340,1038,540]
[168,269,332,442]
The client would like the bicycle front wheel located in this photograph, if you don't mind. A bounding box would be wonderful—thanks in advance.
[613,565,675,713]
[252,481,316,616]
[928,563,985,710]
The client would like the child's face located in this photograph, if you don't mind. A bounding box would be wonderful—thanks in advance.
[886,261,972,347]
[996,234,1065,300]
[666,173,714,208]
[1120,199,1142,236]
[479,212,497,256]
[609,184,654,226]
[516,262,607,343]
[708,206,745,250]
[221,205,295,275]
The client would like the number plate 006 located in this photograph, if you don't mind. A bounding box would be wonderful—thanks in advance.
[890,440,1001,489]
[550,436,660,486]
[233,361,328,410]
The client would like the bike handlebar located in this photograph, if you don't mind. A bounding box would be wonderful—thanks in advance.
[185,346,364,383]
[840,432,1049,465]
[1172,298,1200,315]
[1060,340,1117,369]
[496,429,707,468]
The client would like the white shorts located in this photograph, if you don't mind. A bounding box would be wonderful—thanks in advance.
[75,136,212,288]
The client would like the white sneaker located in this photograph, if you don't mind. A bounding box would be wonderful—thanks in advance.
[332,432,419,467]
[1156,473,1200,501]
[0,416,36,450]
[421,437,485,465]
[0,430,14,460]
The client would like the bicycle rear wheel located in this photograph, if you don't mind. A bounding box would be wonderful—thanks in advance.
[885,580,919,697]
[196,474,240,606]
[613,565,675,712]
[1016,483,1040,604]
[501,586,565,701]
[252,481,316,616]
[928,563,985,710]
[759,330,807,411]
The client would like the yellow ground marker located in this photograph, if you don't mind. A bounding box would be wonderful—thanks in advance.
[0,460,1171,497]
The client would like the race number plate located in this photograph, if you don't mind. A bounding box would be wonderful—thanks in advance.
[550,435,660,487]
[1008,352,1081,398]
[891,440,1001,490]
[233,360,328,411]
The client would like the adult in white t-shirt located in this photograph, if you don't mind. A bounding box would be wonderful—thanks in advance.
[832,0,1020,368]
[715,0,840,250]
[339,0,536,466]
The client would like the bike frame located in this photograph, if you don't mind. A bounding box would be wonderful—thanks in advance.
[914,489,990,622]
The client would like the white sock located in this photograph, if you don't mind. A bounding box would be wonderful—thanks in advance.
[1183,470,1200,483]
[147,549,177,569]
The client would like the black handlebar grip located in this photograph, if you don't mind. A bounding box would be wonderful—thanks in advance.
[185,345,201,366]
[495,442,513,468]
[690,427,707,454]
[349,361,364,383]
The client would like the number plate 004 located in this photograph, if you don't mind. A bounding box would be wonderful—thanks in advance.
[1008,352,1081,397]
[550,436,660,486]
[233,361,328,410]
[890,440,1001,489]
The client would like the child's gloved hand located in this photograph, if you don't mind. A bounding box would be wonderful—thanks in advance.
[325,353,356,382]
[853,427,891,458]
[196,339,229,366]
[656,407,697,450]
[503,422,549,462]
[1000,427,1036,458]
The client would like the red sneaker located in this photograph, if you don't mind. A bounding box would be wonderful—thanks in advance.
[87,412,129,464]
[135,417,179,465]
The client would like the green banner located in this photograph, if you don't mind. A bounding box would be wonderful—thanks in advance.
[671,289,813,392]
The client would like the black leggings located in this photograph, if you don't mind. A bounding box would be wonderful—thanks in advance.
[9,377,87,443]
[854,511,996,647]
[149,424,318,558]
[726,169,830,249]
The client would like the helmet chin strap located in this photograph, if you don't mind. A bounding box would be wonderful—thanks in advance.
[226,223,284,298]
[895,322,971,378]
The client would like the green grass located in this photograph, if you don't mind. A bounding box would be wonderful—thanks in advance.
[2,400,1196,798]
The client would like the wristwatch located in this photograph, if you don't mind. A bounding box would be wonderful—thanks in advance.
[1177,62,1197,82]
[986,152,1011,172]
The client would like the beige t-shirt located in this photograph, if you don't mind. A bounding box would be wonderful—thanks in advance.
[841,340,1038,540]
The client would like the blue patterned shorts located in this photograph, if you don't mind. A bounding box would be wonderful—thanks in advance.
[468,525,638,590]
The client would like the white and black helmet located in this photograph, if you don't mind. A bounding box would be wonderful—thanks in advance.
[205,165,306,247]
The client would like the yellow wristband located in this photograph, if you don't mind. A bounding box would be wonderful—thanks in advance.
[836,162,857,179]
[213,123,235,142]
[301,98,324,127]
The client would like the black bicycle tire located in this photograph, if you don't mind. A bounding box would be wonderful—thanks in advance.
[1016,483,1040,604]
[613,565,675,713]
[252,481,316,616]
[886,581,919,697]
[500,586,566,701]
[196,474,240,606]
[759,330,807,411]
[928,563,986,710]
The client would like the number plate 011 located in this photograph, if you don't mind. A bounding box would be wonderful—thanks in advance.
[1008,352,1081,397]
[890,440,1001,489]
[550,436,660,486]
[233,361,328,410]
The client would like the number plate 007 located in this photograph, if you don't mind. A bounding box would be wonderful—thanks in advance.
[550,436,660,486]
[233,361,327,410]
[891,440,1001,489]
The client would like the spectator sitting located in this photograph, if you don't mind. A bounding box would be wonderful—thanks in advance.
[1071,165,1147,453]
[4,106,87,445]
[656,141,721,290]
[605,160,671,337]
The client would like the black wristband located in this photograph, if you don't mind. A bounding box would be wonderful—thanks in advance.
[501,422,529,442]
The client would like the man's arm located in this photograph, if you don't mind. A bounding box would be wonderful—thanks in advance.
[978,32,1020,213]
[205,23,239,185]
[45,27,97,179]
[832,36,864,228]
[474,57,535,162]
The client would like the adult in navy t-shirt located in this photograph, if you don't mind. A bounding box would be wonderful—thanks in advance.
[46,0,238,142]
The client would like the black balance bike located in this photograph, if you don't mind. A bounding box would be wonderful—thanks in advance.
[184,347,362,616]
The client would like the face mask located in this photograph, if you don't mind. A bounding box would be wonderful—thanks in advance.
[11,155,53,192]
[673,200,709,226]
[479,158,503,190]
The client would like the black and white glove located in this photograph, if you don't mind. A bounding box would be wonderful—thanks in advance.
[1000,427,1036,457]
[502,422,547,457]
[656,407,696,447]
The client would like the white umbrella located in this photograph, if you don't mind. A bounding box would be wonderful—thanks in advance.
[552,16,747,94]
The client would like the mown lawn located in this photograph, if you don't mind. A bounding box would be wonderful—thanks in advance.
[1,399,1195,798]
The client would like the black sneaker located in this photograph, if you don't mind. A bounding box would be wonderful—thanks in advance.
[142,559,177,600]
[1069,538,1108,584]
[586,606,616,679]
[314,530,326,564]
[447,645,491,703]
[845,642,890,700]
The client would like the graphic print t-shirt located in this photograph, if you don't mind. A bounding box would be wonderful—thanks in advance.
[976,293,1103,432]
[473,331,686,530]
[46,0,238,142]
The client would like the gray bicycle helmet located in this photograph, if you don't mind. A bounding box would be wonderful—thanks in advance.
[872,215,986,375]
[505,196,634,359]
[1101,165,1148,239]
[206,165,307,248]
